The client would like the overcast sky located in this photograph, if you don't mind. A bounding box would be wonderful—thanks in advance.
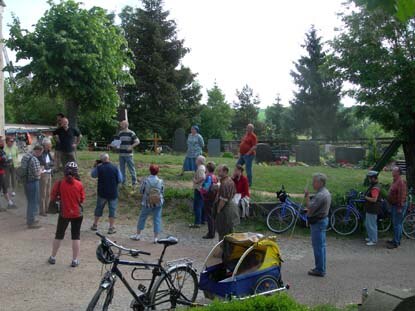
[3,0,349,108]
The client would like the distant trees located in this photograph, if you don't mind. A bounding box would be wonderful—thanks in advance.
[290,26,347,140]
[232,85,261,137]
[6,0,133,129]
[120,0,202,138]
[199,83,233,141]
[264,95,296,142]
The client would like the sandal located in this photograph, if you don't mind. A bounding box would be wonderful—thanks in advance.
[108,227,116,235]
[90,224,98,231]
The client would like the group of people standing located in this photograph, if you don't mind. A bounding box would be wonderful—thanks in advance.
[182,124,256,241]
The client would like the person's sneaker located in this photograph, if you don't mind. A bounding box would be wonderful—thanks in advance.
[202,235,214,239]
[108,227,116,235]
[28,223,42,229]
[366,241,376,246]
[130,234,141,241]
[11,192,16,197]
[189,224,200,229]
[90,224,98,231]
[308,269,325,277]
[48,256,56,265]
[365,238,370,242]
[154,238,158,244]
[71,259,80,268]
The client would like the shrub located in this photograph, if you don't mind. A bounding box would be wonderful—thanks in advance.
[222,152,234,159]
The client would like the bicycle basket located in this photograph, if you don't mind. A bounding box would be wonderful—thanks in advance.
[276,190,288,203]
[346,189,359,199]
[96,243,115,264]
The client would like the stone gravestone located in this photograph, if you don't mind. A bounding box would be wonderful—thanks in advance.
[335,147,365,164]
[296,142,320,165]
[208,139,221,157]
[172,128,187,153]
[255,143,274,164]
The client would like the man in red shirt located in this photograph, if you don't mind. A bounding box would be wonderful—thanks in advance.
[237,124,257,186]
[387,166,407,249]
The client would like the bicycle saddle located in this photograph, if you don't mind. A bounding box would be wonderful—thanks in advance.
[157,236,178,246]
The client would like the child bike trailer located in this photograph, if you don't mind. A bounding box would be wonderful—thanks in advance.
[199,232,287,299]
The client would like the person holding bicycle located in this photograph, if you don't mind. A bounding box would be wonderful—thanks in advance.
[364,171,381,246]
[48,162,85,267]
[305,173,331,277]
[387,166,407,249]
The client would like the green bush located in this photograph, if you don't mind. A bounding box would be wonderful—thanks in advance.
[222,152,234,159]
[193,293,355,311]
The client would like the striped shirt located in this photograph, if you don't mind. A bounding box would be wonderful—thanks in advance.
[116,129,139,156]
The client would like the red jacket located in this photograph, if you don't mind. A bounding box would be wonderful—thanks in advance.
[51,177,85,218]
[233,175,250,198]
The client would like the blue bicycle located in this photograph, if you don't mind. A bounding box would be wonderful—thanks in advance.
[266,186,331,234]
[330,190,392,236]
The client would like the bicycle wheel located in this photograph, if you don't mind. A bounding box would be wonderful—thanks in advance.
[254,275,281,295]
[377,217,392,233]
[331,206,359,236]
[86,285,114,311]
[403,212,415,240]
[266,205,295,234]
[150,266,198,310]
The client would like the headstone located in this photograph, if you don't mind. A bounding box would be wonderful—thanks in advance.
[173,128,187,153]
[208,139,221,157]
[255,143,274,163]
[296,142,320,165]
[324,144,334,154]
[335,147,365,164]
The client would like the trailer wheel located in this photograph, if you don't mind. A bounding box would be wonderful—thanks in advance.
[253,275,280,295]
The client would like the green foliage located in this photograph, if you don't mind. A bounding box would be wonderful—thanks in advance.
[264,95,297,142]
[6,0,134,128]
[222,152,234,158]
[232,85,260,137]
[194,293,356,311]
[290,26,347,140]
[332,2,415,187]
[5,78,64,124]
[200,83,234,140]
[120,0,202,139]
[357,0,415,21]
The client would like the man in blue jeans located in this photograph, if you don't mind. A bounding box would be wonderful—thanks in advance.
[305,173,331,277]
[236,124,257,187]
[90,153,122,234]
[21,145,44,229]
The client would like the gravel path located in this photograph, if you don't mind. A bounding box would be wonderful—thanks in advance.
[1,193,414,311]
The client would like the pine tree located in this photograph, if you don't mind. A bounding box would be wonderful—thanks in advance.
[120,0,202,138]
[265,95,296,142]
[232,85,260,137]
[290,26,343,140]
[200,83,233,140]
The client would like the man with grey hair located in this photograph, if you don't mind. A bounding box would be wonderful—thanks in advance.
[190,155,206,228]
[90,153,122,234]
[305,172,331,277]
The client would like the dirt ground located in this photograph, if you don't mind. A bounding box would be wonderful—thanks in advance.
[1,193,415,311]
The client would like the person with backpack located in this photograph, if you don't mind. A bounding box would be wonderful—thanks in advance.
[364,171,382,246]
[48,162,85,267]
[130,165,164,243]
[201,162,218,239]
[20,145,44,228]
[90,153,122,234]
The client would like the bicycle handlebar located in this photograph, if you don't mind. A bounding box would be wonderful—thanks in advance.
[96,232,151,257]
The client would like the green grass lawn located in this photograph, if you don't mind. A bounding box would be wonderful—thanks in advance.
[77,151,391,197]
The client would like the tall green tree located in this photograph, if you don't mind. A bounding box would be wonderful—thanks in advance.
[6,0,133,129]
[358,0,415,21]
[120,0,202,138]
[199,83,233,141]
[290,26,344,140]
[232,84,260,137]
[333,1,415,187]
[265,95,296,142]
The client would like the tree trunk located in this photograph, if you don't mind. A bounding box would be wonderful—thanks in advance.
[403,141,415,189]
[65,99,79,130]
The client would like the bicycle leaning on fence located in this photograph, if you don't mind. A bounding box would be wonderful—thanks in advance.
[87,232,198,311]
[403,189,415,240]
[266,186,331,234]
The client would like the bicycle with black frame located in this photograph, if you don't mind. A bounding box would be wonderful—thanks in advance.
[87,232,198,311]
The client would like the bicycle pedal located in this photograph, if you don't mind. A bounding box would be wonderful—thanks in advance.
[137,284,147,293]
